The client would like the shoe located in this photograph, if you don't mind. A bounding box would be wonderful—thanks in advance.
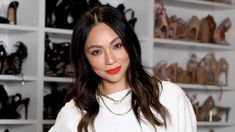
[44,82,68,119]
[183,16,200,41]
[7,1,19,25]
[216,58,228,86]
[198,15,216,43]
[0,16,10,24]
[213,106,230,122]
[186,53,198,83]
[54,0,73,29]
[6,41,28,75]
[125,8,137,29]
[166,63,178,82]
[0,85,30,119]
[197,57,206,84]
[9,93,30,119]
[201,53,218,85]
[0,85,8,113]
[197,95,215,121]
[64,63,75,77]
[115,3,137,30]
[45,0,59,27]
[153,60,168,81]
[154,4,169,38]
[0,41,7,74]
[214,17,231,45]
[116,3,125,13]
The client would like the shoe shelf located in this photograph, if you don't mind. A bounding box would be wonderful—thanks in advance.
[156,0,235,10]
[0,119,37,125]
[43,76,73,83]
[0,24,38,33]
[197,121,235,127]
[42,119,55,125]
[44,27,72,35]
[177,83,234,91]
[0,75,37,81]
[154,38,235,51]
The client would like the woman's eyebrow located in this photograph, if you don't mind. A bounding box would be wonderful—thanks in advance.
[86,45,102,51]
[110,36,120,45]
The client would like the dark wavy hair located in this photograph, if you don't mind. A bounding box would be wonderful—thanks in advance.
[70,4,170,132]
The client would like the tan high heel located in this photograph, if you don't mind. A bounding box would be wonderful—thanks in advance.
[198,15,216,43]
[154,4,169,38]
[214,58,228,86]
[186,53,198,83]
[214,18,231,45]
[197,95,215,121]
[197,57,206,84]
[168,15,178,39]
[184,16,200,41]
[166,63,178,82]
[153,60,168,80]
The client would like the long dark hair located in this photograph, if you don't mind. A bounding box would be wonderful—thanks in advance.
[70,4,170,132]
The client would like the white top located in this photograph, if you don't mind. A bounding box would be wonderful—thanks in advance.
[49,81,197,132]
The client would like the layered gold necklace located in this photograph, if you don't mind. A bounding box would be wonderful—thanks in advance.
[99,90,132,116]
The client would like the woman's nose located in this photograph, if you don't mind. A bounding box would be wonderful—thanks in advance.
[105,50,116,65]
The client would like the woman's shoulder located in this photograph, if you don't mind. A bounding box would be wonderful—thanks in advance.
[49,99,82,131]
[58,99,82,118]
[159,81,186,102]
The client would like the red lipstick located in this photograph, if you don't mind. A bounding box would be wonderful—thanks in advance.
[106,66,121,74]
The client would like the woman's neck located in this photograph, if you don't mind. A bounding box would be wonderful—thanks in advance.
[99,81,129,95]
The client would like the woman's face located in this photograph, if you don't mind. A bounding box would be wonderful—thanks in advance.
[84,23,130,84]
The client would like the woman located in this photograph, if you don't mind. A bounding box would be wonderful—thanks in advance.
[49,4,196,132]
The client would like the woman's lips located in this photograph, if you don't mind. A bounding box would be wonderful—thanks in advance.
[106,66,121,74]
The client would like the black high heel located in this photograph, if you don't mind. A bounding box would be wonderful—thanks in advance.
[44,82,68,119]
[116,4,137,30]
[0,16,10,24]
[125,8,137,29]
[16,97,30,119]
[7,41,28,75]
[0,85,30,119]
[45,0,59,27]
[54,0,73,29]
[0,85,8,112]
[7,1,19,25]
[0,41,8,74]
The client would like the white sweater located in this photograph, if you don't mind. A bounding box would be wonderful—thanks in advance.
[49,81,197,132]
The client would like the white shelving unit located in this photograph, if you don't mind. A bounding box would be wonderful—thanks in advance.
[0,0,234,132]
[154,0,235,132]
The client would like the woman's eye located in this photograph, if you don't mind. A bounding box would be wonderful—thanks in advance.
[91,50,101,56]
[113,43,123,49]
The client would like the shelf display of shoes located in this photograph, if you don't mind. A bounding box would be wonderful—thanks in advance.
[154,4,232,46]
[154,53,228,86]
[154,1,235,132]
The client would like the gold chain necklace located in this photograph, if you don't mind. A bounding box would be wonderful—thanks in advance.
[100,90,131,104]
[99,94,132,116]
